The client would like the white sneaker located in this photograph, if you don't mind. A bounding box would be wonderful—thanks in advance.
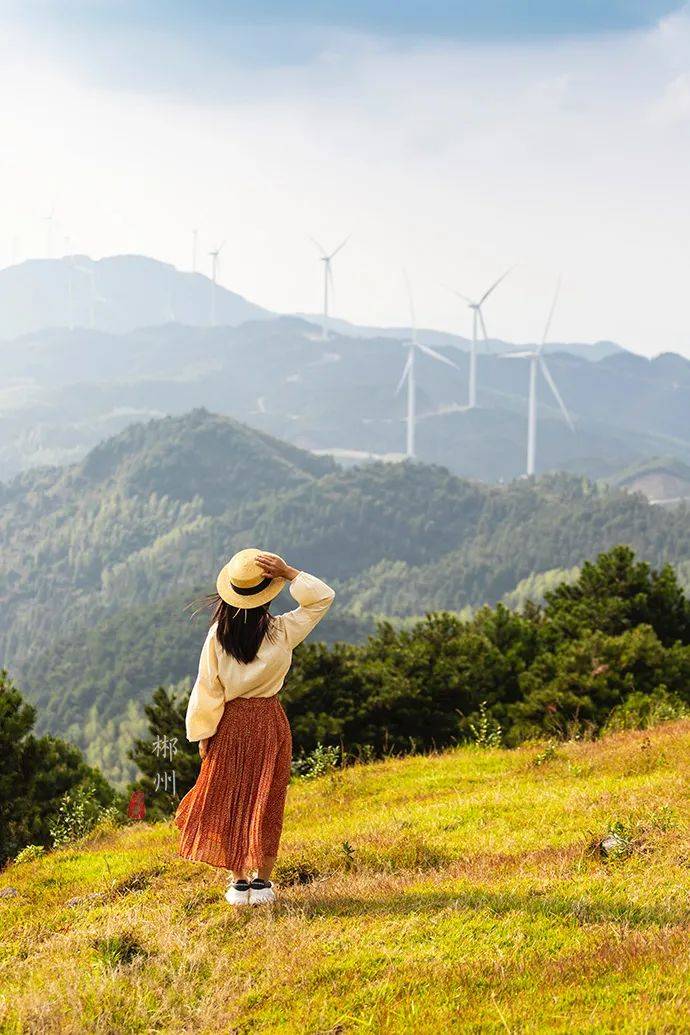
[225,879,250,906]
[249,878,276,905]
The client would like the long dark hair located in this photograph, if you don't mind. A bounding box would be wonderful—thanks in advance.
[190,594,276,663]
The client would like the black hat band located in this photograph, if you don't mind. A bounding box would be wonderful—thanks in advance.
[230,576,273,596]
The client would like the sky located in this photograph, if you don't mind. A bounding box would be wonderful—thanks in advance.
[1,1,689,356]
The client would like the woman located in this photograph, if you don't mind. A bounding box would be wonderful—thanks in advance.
[173,548,335,907]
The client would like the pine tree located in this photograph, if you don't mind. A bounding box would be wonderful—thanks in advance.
[127,684,199,820]
[0,670,115,865]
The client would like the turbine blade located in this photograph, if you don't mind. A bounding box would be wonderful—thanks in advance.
[417,342,461,371]
[540,356,575,431]
[478,308,490,346]
[328,234,351,260]
[309,236,327,257]
[478,265,514,306]
[441,282,475,305]
[395,352,412,395]
[501,350,534,359]
[540,276,562,351]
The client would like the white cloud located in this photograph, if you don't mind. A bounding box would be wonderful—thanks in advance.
[652,71,690,122]
[0,8,689,356]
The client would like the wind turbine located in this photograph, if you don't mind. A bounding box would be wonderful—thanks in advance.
[208,242,224,326]
[448,267,513,409]
[503,278,575,477]
[310,235,349,340]
[396,274,462,459]
[192,229,198,273]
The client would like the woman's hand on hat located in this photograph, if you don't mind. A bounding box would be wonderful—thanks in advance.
[256,554,299,581]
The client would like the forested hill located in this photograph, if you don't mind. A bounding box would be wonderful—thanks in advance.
[3,408,690,784]
[3,409,690,660]
[0,406,333,517]
[0,409,334,651]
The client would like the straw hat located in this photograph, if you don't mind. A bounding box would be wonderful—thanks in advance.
[216,548,286,609]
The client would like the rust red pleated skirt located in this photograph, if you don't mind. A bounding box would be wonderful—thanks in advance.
[173,696,292,872]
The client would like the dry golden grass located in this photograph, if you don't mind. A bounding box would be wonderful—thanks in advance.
[1,720,689,1033]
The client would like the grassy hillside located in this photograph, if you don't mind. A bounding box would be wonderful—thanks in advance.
[1,720,688,1033]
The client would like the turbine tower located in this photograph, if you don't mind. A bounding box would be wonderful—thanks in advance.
[208,242,225,326]
[192,229,198,273]
[311,235,349,340]
[396,275,461,459]
[449,267,512,409]
[503,278,575,477]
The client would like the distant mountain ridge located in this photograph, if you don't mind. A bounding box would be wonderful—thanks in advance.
[0,252,624,363]
[1,254,690,486]
[605,456,690,507]
[296,313,625,362]
[0,254,273,338]
[2,315,689,483]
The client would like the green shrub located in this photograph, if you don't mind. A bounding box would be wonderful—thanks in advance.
[291,743,341,779]
[49,785,120,848]
[604,685,689,733]
[14,844,46,864]
[532,741,558,767]
[468,701,503,748]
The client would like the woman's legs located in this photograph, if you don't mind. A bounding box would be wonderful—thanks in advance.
[255,709,291,884]
[231,853,275,883]
[257,855,276,882]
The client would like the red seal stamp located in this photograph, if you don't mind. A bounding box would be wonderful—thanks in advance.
[127,790,146,820]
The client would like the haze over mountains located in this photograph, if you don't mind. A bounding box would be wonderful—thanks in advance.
[0,255,272,337]
[2,254,619,357]
[297,314,624,363]
[2,254,690,493]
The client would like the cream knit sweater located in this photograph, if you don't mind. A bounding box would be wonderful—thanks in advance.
[184,570,335,742]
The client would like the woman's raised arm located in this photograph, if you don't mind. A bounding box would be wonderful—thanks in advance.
[256,554,335,649]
